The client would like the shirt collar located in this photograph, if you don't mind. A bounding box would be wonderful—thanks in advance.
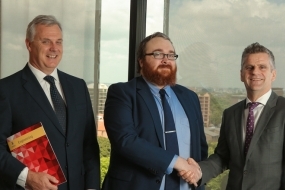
[246,89,272,106]
[143,77,171,98]
[28,62,59,82]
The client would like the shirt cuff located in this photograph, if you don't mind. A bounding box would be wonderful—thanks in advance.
[16,167,28,188]
[165,155,178,174]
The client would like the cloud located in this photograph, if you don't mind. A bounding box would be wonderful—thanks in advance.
[170,0,285,88]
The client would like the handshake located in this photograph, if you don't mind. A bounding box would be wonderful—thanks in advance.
[175,157,202,187]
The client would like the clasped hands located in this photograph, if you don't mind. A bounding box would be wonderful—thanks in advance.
[175,157,202,187]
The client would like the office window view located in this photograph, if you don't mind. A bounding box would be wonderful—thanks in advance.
[1,0,285,189]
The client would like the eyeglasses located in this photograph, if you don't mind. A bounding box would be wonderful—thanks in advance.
[145,52,178,60]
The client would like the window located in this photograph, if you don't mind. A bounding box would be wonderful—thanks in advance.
[2,0,284,189]
[1,1,96,84]
[165,0,285,189]
[168,0,285,129]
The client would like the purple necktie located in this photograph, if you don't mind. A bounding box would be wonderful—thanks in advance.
[244,102,259,156]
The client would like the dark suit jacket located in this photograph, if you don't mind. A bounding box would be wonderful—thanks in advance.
[199,92,285,190]
[102,76,208,190]
[0,64,100,190]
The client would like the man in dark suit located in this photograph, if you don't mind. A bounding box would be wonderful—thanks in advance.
[0,15,100,190]
[102,32,208,190]
[181,42,285,190]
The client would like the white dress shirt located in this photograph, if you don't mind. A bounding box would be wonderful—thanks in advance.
[242,89,272,144]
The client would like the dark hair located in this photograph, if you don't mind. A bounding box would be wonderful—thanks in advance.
[136,32,173,73]
[241,42,275,70]
[26,15,62,42]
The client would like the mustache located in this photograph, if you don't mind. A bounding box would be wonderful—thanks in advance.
[157,65,172,69]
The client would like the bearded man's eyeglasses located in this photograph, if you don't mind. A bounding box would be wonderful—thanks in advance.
[144,52,178,60]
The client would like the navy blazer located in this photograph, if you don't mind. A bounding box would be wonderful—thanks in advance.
[102,76,208,190]
[0,64,100,190]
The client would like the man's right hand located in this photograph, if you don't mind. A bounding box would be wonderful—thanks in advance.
[174,157,201,186]
[178,158,202,186]
[25,170,58,190]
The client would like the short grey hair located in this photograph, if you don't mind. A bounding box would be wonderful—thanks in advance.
[241,42,275,70]
[26,15,62,42]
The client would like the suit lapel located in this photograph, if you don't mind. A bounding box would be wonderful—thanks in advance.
[136,77,164,148]
[234,100,246,162]
[246,92,278,160]
[22,65,65,136]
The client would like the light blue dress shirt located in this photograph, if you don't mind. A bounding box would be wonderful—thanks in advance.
[145,80,192,190]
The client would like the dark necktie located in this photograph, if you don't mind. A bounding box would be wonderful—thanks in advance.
[244,102,259,156]
[159,89,180,190]
[44,76,67,134]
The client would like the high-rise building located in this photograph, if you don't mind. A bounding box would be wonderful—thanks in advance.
[87,83,109,138]
[87,83,109,114]
[97,114,108,138]
[198,93,210,127]
[87,83,95,108]
[98,84,108,114]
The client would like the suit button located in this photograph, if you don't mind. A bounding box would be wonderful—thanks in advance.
[156,179,161,184]
[66,143,69,147]
[243,170,247,175]
[65,165,68,169]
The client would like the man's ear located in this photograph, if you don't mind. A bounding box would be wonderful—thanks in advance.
[240,70,244,82]
[25,39,32,52]
[139,59,143,68]
[271,69,277,82]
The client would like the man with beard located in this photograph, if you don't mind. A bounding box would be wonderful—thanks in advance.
[102,32,208,190]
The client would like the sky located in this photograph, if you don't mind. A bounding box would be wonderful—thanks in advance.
[1,0,285,89]
[100,0,164,84]
[169,0,285,89]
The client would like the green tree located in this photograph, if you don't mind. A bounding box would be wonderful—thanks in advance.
[100,156,110,186]
[98,136,111,157]
[98,136,111,187]
[209,93,232,126]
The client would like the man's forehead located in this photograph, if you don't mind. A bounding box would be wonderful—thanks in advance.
[145,37,174,51]
[35,25,62,38]
[245,53,270,64]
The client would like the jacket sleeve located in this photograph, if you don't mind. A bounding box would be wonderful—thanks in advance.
[0,89,26,188]
[199,110,229,185]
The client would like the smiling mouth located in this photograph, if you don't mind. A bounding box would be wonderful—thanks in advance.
[251,78,262,81]
[47,55,57,59]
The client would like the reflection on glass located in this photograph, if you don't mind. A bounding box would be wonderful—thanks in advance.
[168,1,285,189]
[1,0,96,83]
[99,0,130,84]
[169,0,285,90]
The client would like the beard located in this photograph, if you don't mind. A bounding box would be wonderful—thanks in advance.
[141,61,177,86]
